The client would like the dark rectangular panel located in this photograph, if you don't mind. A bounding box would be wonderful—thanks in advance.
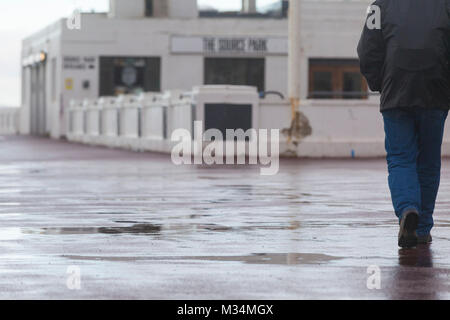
[204,103,252,140]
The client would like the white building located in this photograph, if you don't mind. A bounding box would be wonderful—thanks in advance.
[20,0,372,139]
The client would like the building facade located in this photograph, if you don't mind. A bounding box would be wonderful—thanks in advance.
[20,0,372,139]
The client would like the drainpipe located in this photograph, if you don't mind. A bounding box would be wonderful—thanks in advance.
[287,0,301,143]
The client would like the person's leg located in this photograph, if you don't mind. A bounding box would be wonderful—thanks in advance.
[416,108,448,237]
[382,108,421,220]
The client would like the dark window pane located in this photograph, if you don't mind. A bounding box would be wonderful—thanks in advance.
[204,103,252,141]
[343,72,363,99]
[99,57,160,96]
[204,58,265,92]
[312,71,332,99]
[145,0,153,17]
[308,58,367,100]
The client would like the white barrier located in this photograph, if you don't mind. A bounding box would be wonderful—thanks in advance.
[67,86,260,154]
[67,100,84,141]
[140,90,193,152]
[85,99,101,139]
[68,90,193,153]
[115,94,138,149]
[140,92,166,141]
[0,107,19,135]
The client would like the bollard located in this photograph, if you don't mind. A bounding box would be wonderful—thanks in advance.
[139,92,167,152]
[85,99,102,145]
[101,96,120,148]
[118,94,141,150]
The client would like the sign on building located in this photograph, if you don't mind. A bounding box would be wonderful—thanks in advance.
[63,56,97,70]
[171,36,288,56]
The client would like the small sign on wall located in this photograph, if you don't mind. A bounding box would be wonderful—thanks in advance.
[65,78,74,90]
[63,56,96,70]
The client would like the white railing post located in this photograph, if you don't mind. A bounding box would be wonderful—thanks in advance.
[117,94,140,150]
[0,108,19,135]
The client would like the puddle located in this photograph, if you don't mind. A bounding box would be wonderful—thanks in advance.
[164,223,301,232]
[63,252,341,265]
[90,211,141,215]
[22,221,302,237]
[23,224,162,235]
[99,224,161,234]
[197,176,222,180]
[115,220,141,224]
[28,169,44,174]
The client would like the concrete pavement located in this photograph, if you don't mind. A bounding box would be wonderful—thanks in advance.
[0,136,449,299]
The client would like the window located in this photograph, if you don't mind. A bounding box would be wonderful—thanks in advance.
[308,59,368,99]
[204,58,265,92]
[145,0,153,17]
[99,57,161,96]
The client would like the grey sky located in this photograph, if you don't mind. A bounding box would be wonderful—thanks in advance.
[0,0,278,107]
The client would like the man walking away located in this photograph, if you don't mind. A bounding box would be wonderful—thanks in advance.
[357,0,450,248]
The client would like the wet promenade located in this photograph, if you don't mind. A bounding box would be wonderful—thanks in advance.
[0,136,449,299]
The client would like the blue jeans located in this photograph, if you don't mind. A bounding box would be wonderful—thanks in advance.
[383,108,448,236]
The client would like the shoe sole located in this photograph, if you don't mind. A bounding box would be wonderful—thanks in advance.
[398,211,419,248]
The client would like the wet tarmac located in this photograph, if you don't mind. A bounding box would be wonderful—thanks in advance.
[0,135,449,299]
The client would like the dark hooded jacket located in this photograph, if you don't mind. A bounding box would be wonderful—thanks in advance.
[357,0,450,111]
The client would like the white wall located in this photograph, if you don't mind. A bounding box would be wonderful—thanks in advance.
[163,55,203,91]
[168,0,198,18]
[109,0,145,18]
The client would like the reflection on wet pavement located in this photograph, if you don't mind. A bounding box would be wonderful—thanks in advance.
[28,224,163,235]
[62,252,341,265]
[398,246,434,268]
[0,136,449,299]
[385,246,450,300]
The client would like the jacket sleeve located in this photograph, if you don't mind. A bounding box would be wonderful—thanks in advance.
[357,1,386,92]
